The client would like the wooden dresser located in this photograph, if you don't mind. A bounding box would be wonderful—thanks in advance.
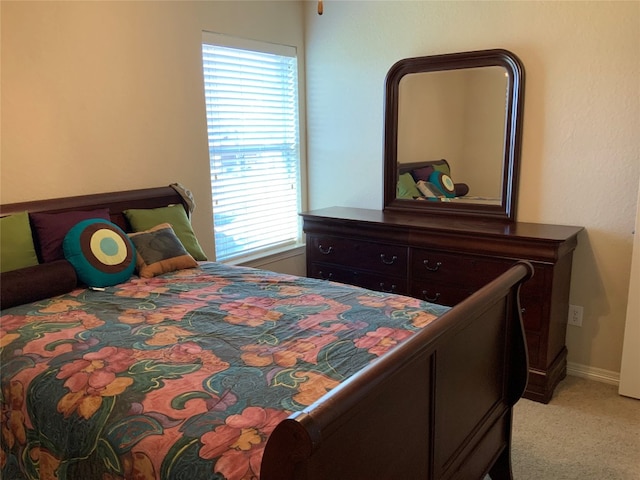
[301,207,583,403]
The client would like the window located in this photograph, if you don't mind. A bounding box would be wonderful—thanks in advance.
[201,33,302,262]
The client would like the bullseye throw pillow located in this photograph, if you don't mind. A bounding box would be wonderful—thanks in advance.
[63,219,136,287]
[429,171,457,198]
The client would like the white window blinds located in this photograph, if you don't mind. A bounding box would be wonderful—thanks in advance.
[202,34,301,262]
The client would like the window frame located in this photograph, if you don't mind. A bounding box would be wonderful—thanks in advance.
[201,32,306,265]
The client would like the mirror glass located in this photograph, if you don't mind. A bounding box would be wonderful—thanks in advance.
[383,49,525,221]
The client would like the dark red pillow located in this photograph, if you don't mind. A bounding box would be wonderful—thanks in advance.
[1,260,78,309]
[30,209,111,263]
[410,166,435,182]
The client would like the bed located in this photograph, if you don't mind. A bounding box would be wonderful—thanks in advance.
[0,186,532,480]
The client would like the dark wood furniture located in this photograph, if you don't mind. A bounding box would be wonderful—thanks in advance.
[264,262,532,480]
[384,49,525,222]
[1,188,533,479]
[302,207,583,404]
[0,186,190,233]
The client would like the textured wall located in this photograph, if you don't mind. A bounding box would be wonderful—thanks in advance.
[304,1,640,374]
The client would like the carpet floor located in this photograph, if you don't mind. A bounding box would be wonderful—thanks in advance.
[510,375,640,479]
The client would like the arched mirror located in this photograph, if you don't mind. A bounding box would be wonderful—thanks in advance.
[383,49,525,222]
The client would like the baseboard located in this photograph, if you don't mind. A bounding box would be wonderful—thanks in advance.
[566,362,620,386]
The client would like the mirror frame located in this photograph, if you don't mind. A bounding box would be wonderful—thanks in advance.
[383,49,525,222]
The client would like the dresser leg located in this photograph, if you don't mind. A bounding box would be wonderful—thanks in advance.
[523,347,568,403]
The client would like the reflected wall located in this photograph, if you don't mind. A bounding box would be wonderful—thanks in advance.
[398,67,507,199]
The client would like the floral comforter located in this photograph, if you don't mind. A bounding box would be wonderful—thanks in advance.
[1,262,448,480]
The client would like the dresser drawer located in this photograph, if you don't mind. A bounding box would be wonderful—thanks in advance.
[520,296,543,331]
[309,262,407,295]
[410,249,509,286]
[355,272,408,295]
[307,235,408,276]
[308,262,356,284]
[409,279,474,307]
[525,331,541,368]
[411,249,546,291]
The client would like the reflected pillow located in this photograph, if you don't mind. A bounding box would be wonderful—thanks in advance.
[412,164,469,197]
[454,183,470,197]
[124,204,207,261]
[128,223,197,278]
[431,160,451,176]
[0,212,39,273]
[397,172,422,199]
[429,171,457,198]
[416,180,440,199]
[411,166,435,183]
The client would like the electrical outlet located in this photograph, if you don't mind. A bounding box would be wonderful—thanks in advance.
[568,304,583,327]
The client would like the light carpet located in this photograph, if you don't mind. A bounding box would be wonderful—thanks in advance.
[509,375,640,479]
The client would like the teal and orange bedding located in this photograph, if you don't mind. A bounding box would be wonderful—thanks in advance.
[1,262,447,480]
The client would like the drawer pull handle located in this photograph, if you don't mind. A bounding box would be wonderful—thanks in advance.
[421,290,441,303]
[521,307,526,315]
[318,244,333,255]
[318,270,333,280]
[380,254,398,265]
[379,283,396,293]
[422,260,442,272]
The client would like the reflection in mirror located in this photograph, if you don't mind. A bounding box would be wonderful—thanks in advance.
[398,67,507,202]
[384,49,524,221]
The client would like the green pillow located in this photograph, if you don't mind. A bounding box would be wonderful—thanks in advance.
[124,204,207,261]
[0,211,39,273]
[431,160,451,177]
[397,172,422,199]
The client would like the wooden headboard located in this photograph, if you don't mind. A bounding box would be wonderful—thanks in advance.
[397,159,450,175]
[0,186,188,233]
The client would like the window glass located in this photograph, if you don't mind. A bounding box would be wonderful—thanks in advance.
[202,33,301,262]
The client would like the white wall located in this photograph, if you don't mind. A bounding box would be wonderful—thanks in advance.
[1,0,306,266]
[619,180,640,398]
[304,1,640,374]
